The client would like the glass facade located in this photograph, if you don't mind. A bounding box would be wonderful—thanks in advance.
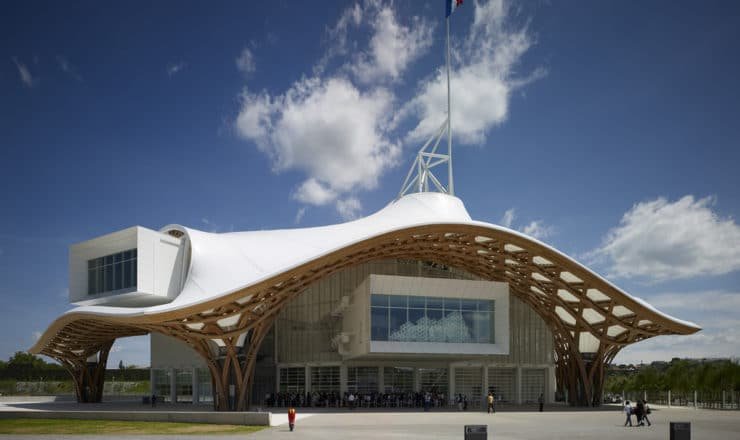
[383,367,414,393]
[371,294,494,344]
[420,368,448,394]
[87,249,137,295]
[197,368,213,402]
[310,366,340,393]
[279,367,305,393]
[152,369,171,402]
[347,367,378,394]
[175,369,193,403]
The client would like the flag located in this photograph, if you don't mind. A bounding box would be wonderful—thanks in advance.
[446,0,463,17]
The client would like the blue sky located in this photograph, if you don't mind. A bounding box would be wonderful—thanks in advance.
[1,0,739,367]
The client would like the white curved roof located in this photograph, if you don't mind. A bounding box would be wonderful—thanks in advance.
[53,192,698,327]
[31,192,699,356]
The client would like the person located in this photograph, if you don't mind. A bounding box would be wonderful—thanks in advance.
[640,399,652,426]
[457,394,463,411]
[151,394,156,408]
[348,392,356,410]
[288,407,296,432]
[635,400,644,426]
[487,392,494,414]
[538,393,544,412]
[463,394,468,411]
[424,392,431,412]
[623,401,633,427]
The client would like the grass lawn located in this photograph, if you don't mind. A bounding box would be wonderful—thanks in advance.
[0,418,265,435]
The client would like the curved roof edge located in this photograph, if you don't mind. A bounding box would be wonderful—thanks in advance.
[30,192,700,355]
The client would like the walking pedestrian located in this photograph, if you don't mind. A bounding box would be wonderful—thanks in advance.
[487,391,494,414]
[623,400,633,427]
[288,407,296,432]
[635,400,645,426]
[538,393,544,412]
[641,400,652,426]
[151,394,156,408]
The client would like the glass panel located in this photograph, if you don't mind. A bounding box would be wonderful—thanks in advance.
[426,297,443,309]
[371,307,389,341]
[104,264,113,292]
[104,255,113,265]
[152,369,171,403]
[383,367,414,393]
[197,368,213,402]
[371,294,389,307]
[388,308,407,340]
[88,270,96,295]
[420,368,448,395]
[408,296,425,309]
[388,295,407,308]
[443,298,460,311]
[461,299,478,311]
[279,367,305,393]
[310,366,340,393]
[346,367,378,394]
[114,262,123,290]
[175,369,193,403]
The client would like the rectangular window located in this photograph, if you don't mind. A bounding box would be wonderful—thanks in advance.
[370,294,495,344]
[87,248,137,296]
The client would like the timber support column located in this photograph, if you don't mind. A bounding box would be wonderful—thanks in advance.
[60,340,114,403]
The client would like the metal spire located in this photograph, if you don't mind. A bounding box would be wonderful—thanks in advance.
[398,14,454,199]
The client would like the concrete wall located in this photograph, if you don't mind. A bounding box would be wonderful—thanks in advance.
[151,333,207,369]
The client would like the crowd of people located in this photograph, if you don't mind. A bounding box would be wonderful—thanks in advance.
[264,390,467,409]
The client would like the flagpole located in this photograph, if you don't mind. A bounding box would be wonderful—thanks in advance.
[446,14,454,196]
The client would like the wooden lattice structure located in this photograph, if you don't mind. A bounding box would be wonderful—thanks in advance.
[31,224,699,409]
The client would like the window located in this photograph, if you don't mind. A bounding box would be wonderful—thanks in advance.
[383,367,414,393]
[310,366,340,393]
[279,367,305,393]
[347,367,378,394]
[370,294,495,344]
[87,249,137,295]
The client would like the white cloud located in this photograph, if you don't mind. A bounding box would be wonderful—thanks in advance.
[293,178,337,205]
[294,207,307,224]
[314,2,364,75]
[349,5,434,84]
[57,55,82,81]
[591,195,740,281]
[32,331,42,342]
[167,61,186,77]
[235,76,400,205]
[336,197,362,220]
[500,208,515,228]
[615,290,740,363]
[521,220,553,240]
[235,48,256,76]
[12,57,35,88]
[498,208,552,240]
[398,0,544,145]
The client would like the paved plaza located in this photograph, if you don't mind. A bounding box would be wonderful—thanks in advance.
[1,403,738,439]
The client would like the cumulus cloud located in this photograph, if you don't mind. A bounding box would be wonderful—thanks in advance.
[500,208,515,228]
[167,61,186,77]
[294,207,307,224]
[12,57,35,88]
[235,76,400,206]
[499,208,553,239]
[616,290,740,363]
[235,47,256,76]
[398,0,544,145]
[591,195,740,281]
[235,0,540,219]
[336,197,362,220]
[349,4,434,84]
[57,55,83,81]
